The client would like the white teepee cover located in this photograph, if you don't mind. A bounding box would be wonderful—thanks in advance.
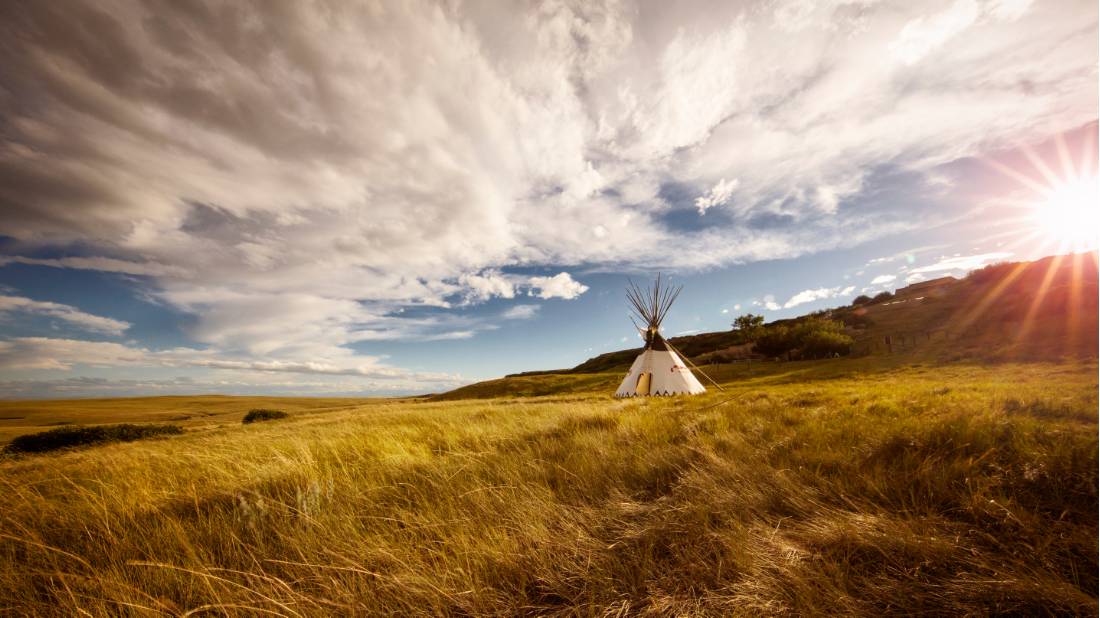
[614,347,706,397]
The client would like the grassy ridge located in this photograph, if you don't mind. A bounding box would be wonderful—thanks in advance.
[1,360,1095,615]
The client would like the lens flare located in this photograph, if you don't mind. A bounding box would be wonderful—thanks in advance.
[1033,177,1099,252]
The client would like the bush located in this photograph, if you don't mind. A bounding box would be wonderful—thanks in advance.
[752,317,854,359]
[731,314,765,341]
[799,329,853,358]
[871,291,894,303]
[851,294,873,306]
[243,409,288,424]
[754,325,793,358]
[4,424,183,454]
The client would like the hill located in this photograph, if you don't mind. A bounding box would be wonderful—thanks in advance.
[510,251,1098,382]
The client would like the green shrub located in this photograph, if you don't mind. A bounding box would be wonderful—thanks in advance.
[752,317,853,359]
[800,329,853,358]
[4,424,183,454]
[242,409,288,424]
[754,325,793,358]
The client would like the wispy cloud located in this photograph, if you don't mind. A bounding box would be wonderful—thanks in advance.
[753,295,782,311]
[0,295,130,336]
[501,304,540,320]
[0,256,185,277]
[0,0,1091,389]
[909,252,1013,274]
[870,275,897,285]
[783,285,857,309]
[0,337,459,384]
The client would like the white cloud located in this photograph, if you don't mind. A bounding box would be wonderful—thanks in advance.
[459,271,516,303]
[0,295,130,336]
[782,285,857,309]
[527,273,589,300]
[0,256,185,277]
[753,295,782,311]
[890,0,981,66]
[909,251,1013,274]
[695,178,739,214]
[501,304,540,320]
[0,338,146,370]
[870,274,897,285]
[905,272,927,283]
[0,0,1091,385]
[0,337,458,385]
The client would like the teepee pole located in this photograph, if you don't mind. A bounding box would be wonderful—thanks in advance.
[664,338,725,391]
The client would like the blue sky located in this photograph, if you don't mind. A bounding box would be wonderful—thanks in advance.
[0,0,1096,398]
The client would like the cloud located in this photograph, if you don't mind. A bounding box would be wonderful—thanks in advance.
[527,273,589,300]
[0,336,457,383]
[459,271,516,303]
[753,295,782,311]
[0,294,130,335]
[906,272,927,284]
[782,285,857,309]
[0,338,148,370]
[0,374,465,399]
[0,0,1091,382]
[870,274,897,285]
[501,304,540,320]
[0,255,185,277]
[695,178,739,214]
[890,0,982,65]
[909,252,1013,274]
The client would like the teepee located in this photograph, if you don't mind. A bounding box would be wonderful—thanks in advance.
[614,274,706,397]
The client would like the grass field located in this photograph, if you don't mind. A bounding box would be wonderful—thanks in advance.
[0,396,378,445]
[0,358,1096,616]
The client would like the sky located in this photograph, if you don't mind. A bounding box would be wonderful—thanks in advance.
[0,0,1097,398]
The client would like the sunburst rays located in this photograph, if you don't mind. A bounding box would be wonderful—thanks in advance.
[949,128,1098,352]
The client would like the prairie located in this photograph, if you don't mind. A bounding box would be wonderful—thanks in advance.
[1,359,1096,616]
[0,396,377,444]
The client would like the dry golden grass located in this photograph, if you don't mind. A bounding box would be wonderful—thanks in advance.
[0,396,378,444]
[0,360,1096,616]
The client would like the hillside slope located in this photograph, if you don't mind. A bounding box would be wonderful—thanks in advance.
[544,251,1096,372]
[456,251,1096,401]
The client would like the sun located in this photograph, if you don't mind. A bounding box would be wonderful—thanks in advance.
[1032,176,1099,252]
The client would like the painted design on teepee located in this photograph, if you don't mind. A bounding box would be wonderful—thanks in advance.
[614,274,706,398]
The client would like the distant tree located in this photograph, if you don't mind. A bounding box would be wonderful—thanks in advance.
[732,313,765,341]
[871,291,894,303]
[753,325,792,358]
[852,294,873,306]
[799,329,853,358]
[753,317,853,360]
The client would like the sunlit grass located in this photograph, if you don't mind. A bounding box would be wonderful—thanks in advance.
[0,361,1095,615]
